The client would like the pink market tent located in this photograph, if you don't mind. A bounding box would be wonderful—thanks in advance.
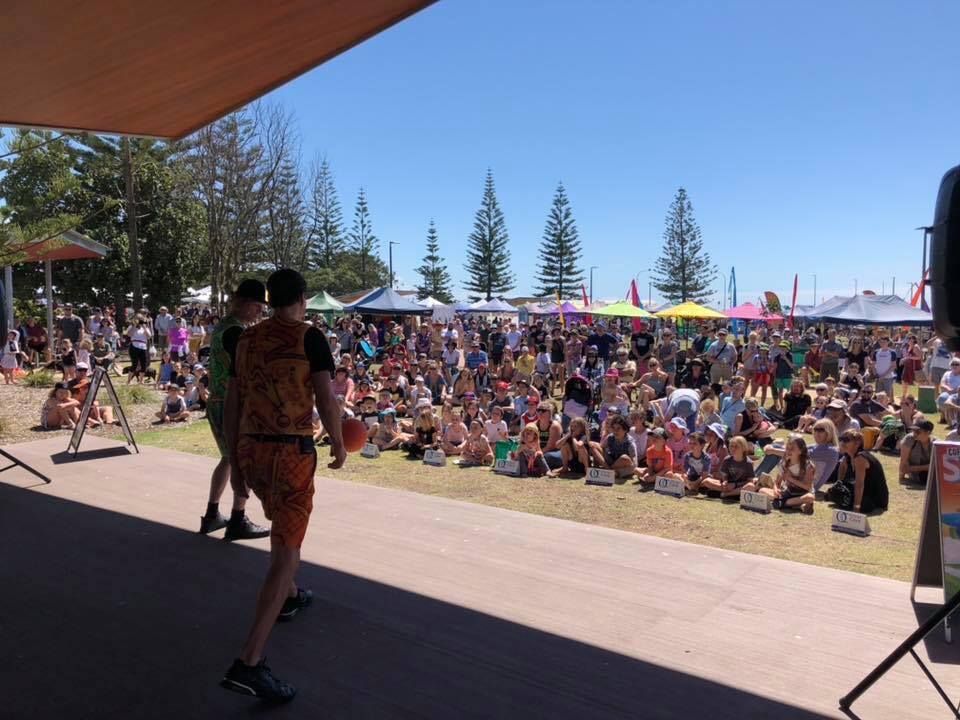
[724,302,782,322]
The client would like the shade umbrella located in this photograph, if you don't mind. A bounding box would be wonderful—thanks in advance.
[724,302,783,322]
[590,300,653,318]
[306,291,344,312]
[655,301,726,319]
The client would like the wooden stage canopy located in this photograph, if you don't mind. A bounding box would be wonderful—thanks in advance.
[0,0,435,139]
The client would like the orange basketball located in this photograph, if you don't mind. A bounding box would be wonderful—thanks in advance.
[341,418,368,453]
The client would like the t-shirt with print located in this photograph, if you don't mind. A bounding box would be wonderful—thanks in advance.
[872,348,898,379]
[684,452,712,481]
[718,456,754,486]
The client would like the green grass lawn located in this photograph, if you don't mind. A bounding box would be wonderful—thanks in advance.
[137,415,930,582]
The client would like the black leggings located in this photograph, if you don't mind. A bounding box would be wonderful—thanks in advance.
[129,346,149,375]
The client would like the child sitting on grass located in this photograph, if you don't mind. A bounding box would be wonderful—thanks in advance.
[697,435,754,499]
[512,423,550,477]
[745,435,815,514]
[683,432,713,494]
[372,409,407,451]
[636,427,677,486]
[441,408,469,455]
[459,420,494,466]
[666,417,689,472]
[156,385,190,423]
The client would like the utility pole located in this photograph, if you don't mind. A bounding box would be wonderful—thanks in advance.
[892,276,896,297]
[589,265,599,304]
[388,241,399,289]
[811,274,817,306]
[123,137,142,309]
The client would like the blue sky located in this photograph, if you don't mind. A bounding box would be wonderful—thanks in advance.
[266,0,959,306]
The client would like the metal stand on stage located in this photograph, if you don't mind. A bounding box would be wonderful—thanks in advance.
[67,367,139,456]
[840,592,960,717]
[0,447,51,484]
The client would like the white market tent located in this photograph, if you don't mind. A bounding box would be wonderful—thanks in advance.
[471,298,519,314]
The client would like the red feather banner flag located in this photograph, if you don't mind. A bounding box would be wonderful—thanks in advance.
[788,274,798,329]
[581,284,591,324]
[630,280,643,332]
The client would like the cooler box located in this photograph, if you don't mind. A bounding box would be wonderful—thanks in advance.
[918,385,937,414]
[495,439,519,460]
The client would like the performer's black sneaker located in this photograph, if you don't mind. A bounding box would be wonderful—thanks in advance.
[224,515,270,541]
[198,512,228,535]
[220,658,296,703]
[277,588,313,622]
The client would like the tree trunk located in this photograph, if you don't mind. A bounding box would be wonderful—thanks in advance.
[123,138,143,309]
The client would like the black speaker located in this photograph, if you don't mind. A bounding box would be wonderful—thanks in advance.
[930,164,960,351]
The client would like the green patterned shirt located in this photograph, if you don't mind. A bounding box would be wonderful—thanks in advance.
[208,315,244,402]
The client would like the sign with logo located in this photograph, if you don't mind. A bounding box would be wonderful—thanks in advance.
[740,490,772,514]
[831,509,870,537]
[585,467,615,486]
[654,475,684,499]
[424,449,447,467]
[493,458,521,476]
[360,442,380,459]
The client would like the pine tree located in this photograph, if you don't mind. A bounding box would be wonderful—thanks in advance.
[414,220,454,303]
[307,155,344,269]
[463,169,514,301]
[534,182,584,298]
[348,187,379,288]
[651,187,717,304]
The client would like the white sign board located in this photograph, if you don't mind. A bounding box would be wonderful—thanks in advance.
[832,509,871,537]
[654,475,684,499]
[585,467,616,486]
[740,490,772,514]
[424,449,447,467]
[360,443,380,459]
[493,458,521,476]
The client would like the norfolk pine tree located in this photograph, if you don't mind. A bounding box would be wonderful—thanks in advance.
[348,187,379,288]
[651,187,717,304]
[463,169,514,301]
[415,220,454,302]
[534,182,584,298]
[307,155,344,269]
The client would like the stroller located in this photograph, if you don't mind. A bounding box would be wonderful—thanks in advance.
[562,374,596,432]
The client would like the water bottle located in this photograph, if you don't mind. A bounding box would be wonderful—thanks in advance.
[754,444,765,460]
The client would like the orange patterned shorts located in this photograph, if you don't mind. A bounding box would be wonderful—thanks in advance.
[236,435,317,548]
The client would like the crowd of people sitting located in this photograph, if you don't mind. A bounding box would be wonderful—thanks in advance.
[297,314,960,518]
[5,301,959,518]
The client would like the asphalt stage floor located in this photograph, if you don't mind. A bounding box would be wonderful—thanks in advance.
[1,435,958,719]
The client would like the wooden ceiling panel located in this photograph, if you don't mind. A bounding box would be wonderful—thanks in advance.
[0,0,434,139]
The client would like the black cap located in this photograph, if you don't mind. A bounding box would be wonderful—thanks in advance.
[234,279,267,303]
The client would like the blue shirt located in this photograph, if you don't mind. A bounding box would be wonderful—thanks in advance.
[720,396,745,430]
[465,350,488,371]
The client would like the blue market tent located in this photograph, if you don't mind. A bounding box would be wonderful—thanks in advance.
[343,287,430,315]
[804,294,933,325]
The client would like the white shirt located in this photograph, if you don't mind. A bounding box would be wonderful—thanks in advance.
[506,331,522,351]
[873,348,896,379]
[484,419,508,444]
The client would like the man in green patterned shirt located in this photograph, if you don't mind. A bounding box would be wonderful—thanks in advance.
[199,280,271,540]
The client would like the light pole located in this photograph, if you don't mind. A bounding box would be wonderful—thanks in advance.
[634,268,652,306]
[589,265,599,304]
[854,278,858,295]
[811,274,817,306]
[388,241,399,289]
[892,276,896,297]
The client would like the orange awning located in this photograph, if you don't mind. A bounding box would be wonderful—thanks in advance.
[0,0,435,139]
[16,230,110,263]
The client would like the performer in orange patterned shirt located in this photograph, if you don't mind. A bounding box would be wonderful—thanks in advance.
[219,268,345,703]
